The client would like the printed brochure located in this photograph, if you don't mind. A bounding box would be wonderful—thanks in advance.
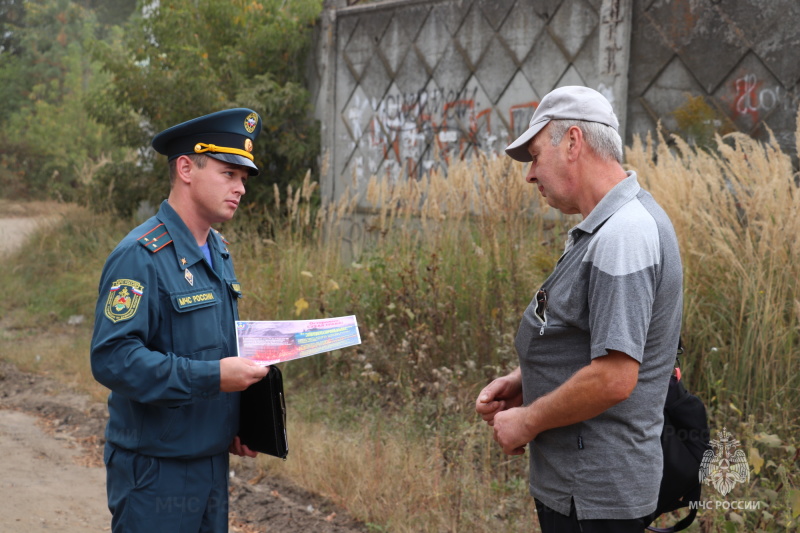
[235,315,361,366]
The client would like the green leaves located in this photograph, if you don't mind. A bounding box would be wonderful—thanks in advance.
[0,0,125,200]
[87,0,323,211]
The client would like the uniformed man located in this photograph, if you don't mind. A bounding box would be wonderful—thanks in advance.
[91,108,270,533]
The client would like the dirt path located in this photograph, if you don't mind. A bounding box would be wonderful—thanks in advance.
[0,383,109,531]
[0,207,368,533]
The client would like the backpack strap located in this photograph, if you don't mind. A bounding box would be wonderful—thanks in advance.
[646,507,697,532]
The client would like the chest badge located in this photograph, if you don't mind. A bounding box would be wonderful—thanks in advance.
[185,268,194,286]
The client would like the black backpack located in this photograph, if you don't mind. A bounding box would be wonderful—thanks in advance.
[645,342,711,532]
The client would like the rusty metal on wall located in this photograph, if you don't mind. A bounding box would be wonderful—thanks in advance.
[309,0,799,206]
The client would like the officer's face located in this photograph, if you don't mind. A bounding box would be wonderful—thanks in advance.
[190,156,249,224]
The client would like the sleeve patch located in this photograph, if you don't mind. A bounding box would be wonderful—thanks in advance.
[104,279,145,323]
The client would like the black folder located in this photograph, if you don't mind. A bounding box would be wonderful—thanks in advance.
[239,365,288,459]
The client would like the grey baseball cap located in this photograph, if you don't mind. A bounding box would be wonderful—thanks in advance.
[505,86,619,162]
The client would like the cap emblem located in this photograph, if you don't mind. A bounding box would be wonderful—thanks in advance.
[244,112,258,133]
[244,139,253,152]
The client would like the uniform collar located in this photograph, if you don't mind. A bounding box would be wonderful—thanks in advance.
[575,171,640,235]
[155,200,220,270]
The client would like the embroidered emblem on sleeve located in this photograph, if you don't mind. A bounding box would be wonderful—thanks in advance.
[104,279,144,323]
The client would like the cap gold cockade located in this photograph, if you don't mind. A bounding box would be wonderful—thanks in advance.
[244,112,258,134]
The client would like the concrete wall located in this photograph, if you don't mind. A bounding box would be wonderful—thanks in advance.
[308,0,800,206]
[628,0,800,153]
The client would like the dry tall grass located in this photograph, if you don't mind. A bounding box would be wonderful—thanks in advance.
[627,112,800,415]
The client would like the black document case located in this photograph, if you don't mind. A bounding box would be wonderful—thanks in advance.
[239,365,288,459]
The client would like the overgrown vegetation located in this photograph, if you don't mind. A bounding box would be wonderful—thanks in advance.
[0,0,322,212]
[2,121,799,530]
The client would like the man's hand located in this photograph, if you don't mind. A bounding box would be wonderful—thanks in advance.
[492,406,533,455]
[220,357,269,392]
[228,436,258,458]
[475,368,523,426]
[486,351,640,455]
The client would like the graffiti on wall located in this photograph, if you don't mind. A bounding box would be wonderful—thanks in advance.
[344,85,539,183]
[727,73,799,124]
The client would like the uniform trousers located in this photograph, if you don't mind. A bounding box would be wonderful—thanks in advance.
[104,443,229,533]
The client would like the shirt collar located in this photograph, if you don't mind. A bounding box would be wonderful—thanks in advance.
[575,171,640,235]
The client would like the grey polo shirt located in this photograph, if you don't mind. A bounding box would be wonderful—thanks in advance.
[515,172,683,520]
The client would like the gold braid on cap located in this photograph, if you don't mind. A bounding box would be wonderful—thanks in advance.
[193,143,254,161]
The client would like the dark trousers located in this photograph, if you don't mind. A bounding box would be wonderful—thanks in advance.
[104,443,229,533]
[535,498,646,533]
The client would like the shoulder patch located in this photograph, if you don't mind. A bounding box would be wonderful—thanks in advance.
[138,223,173,253]
[104,279,144,323]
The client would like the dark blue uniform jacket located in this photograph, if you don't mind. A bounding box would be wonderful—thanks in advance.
[91,200,242,459]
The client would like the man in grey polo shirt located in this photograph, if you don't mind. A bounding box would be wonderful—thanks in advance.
[475,86,682,532]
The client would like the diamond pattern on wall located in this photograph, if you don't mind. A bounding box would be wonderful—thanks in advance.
[475,35,518,104]
[343,23,376,83]
[415,11,453,73]
[549,0,598,60]
[499,1,547,64]
[534,0,566,22]
[570,24,598,85]
[642,0,748,93]
[432,42,472,94]
[496,71,538,139]
[340,85,373,146]
[455,5,493,69]
[378,16,411,78]
[394,4,433,42]
[556,64,588,88]
[628,1,678,95]
[640,56,704,132]
[477,0,516,31]
[521,30,570,98]
[359,53,393,102]
[337,15,360,51]
[336,44,359,115]
[394,45,432,95]
[429,0,473,37]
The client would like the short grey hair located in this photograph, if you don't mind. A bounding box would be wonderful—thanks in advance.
[547,119,623,163]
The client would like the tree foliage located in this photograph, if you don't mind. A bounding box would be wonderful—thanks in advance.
[0,0,25,55]
[87,0,323,212]
[0,0,126,201]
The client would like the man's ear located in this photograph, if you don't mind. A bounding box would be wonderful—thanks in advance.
[566,126,583,160]
[174,155,194,184]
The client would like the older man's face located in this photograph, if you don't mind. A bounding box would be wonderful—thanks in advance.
[524,124,579,215]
